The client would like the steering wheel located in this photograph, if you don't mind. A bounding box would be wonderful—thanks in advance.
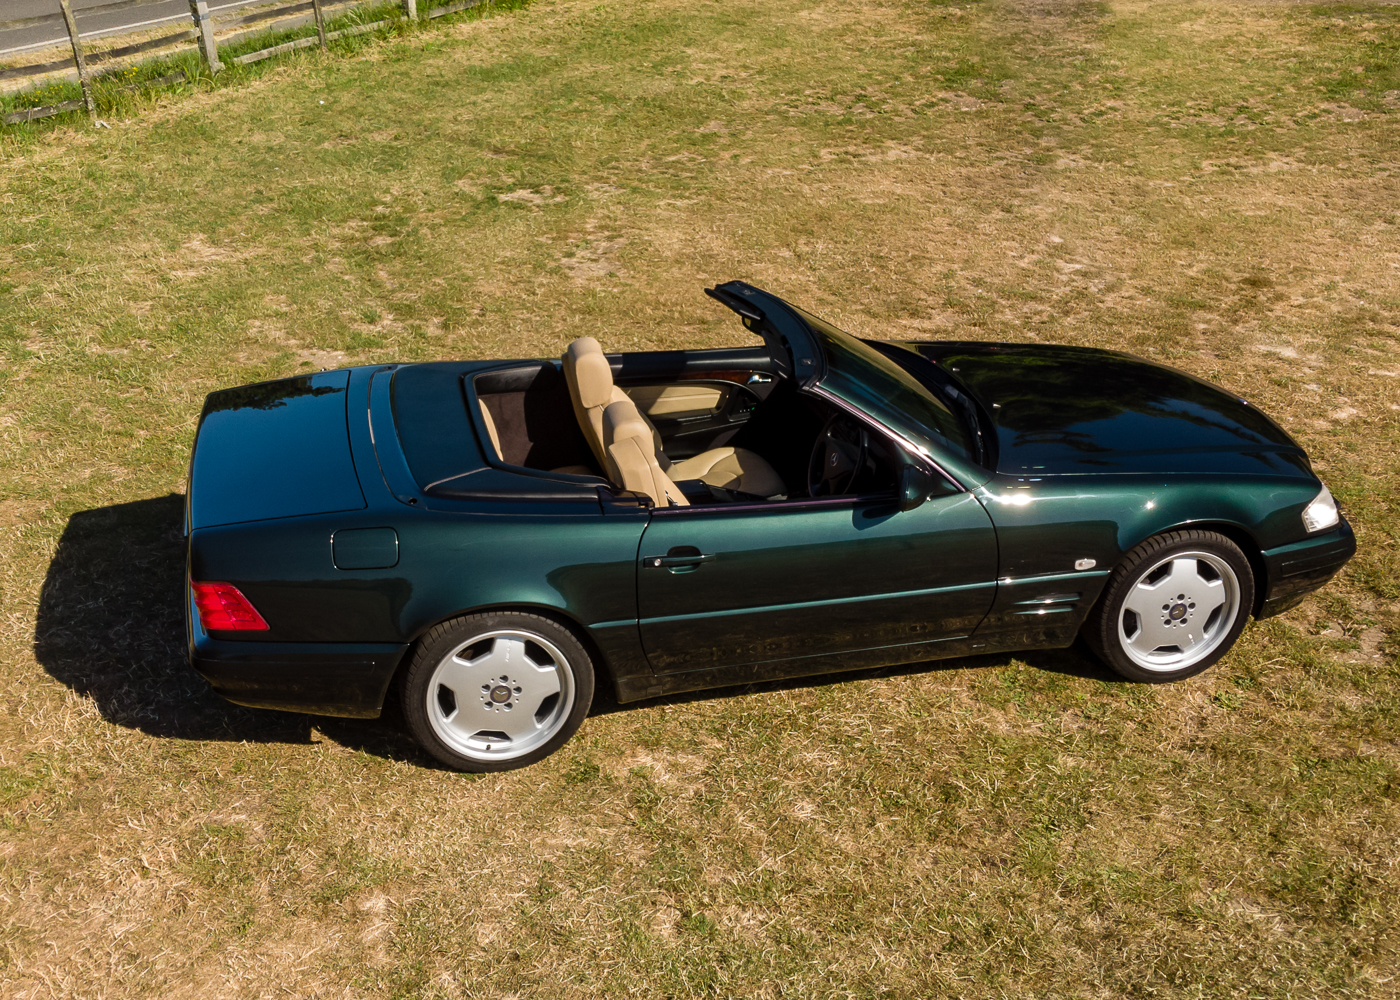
[807,413,868,497]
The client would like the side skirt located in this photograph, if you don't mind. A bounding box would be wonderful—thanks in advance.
[610,630,1077,704]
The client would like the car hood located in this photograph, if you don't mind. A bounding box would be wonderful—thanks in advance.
[900,342,1314,479]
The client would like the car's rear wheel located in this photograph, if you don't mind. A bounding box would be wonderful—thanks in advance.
[1084,530,1255,683]
[400,612,594,772]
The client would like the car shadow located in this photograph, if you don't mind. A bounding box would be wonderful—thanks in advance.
[34,494,316,745]
[35,494,1121,765]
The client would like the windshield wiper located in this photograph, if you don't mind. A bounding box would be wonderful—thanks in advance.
[941,383,988,467]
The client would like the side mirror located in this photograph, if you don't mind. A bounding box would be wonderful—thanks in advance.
[898,463,935,512]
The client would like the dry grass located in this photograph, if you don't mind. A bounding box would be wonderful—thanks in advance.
[1,0,1399,996]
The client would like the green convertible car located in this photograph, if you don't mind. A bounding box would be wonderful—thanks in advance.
[186,281,1355,771]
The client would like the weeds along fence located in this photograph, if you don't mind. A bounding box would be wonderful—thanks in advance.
[1,0,492,126]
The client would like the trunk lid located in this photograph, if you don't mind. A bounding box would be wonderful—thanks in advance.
[188,370,366,529]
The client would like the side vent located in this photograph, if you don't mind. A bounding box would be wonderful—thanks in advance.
[1012,593,1082,617]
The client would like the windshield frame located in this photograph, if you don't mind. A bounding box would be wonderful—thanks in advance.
[790,307,993,489]
[864,340,998,472]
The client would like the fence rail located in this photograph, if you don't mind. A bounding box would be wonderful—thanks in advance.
[2,0,486,125]
[0,25,195,83]
[2,66,191,123]
[225,1,318,29]
[426,0,479,19]
[229,17,384,64]
[5,97,84,121]
[0,53,73,82]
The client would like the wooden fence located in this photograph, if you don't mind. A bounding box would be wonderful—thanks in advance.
[1,0,487,125]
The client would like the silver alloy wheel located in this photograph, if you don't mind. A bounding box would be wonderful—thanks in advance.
[425,629,576,762]
[1116,549,1241,672]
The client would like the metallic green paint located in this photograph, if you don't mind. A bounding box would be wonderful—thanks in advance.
[189,370,366,529]
[186,291,1355,721]
[636,491,997,675]
[1257,521,1357,617]
[969,472,1341,644]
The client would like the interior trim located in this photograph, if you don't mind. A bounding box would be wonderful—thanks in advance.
[650,490,898,517]
[466,365,603,482]
[626,384,727,417]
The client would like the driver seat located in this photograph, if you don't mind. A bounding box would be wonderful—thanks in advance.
[562,337,785,497]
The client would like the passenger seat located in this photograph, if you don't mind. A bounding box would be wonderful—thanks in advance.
[562,337,785,497]
[602,398,689,507]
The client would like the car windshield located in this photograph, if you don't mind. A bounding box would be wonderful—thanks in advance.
[793,308,974,463]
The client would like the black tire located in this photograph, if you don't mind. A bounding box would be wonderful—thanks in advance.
[399,611,595,772]
[1083,530,1255,683]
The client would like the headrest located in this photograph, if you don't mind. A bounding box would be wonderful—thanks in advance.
[602,398,653,452]
[562,337,613,410]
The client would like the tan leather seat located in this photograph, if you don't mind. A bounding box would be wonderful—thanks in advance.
[562,337,620,469]
[562,337,784,498]
[669,447,786,497]
[562,337,663,470]
[602,399,689,507]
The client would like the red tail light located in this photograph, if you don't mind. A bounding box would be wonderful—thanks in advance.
[191,580,269,631]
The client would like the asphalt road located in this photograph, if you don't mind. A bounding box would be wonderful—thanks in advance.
[0,0,265,57]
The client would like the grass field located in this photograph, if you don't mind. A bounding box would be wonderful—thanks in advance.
[0,1,484,122]
[1,0,1399,995]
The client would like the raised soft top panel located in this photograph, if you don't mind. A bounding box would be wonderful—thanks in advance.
[190,370,366,529]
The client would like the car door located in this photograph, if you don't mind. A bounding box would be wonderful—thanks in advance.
[635,488,998,677]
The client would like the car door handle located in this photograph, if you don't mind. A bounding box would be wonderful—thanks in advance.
[642,553,715,569]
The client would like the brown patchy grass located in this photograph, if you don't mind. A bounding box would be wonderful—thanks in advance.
[2,0,1399,996]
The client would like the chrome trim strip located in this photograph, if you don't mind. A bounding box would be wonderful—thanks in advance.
[588,618,640,630]
[1000,569,1110,585]
[1013,595,1081,606]
[652,631,972,679]
[639,580,997,627]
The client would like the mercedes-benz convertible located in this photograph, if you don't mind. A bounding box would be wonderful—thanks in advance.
[185,282,1355,771]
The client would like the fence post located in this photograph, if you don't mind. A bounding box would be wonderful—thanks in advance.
[188,0,221,73]
[57,0,95,120]
[403,0,418,20]
[311,0,327,49]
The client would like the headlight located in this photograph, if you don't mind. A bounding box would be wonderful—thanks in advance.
[1302,484,1339,534]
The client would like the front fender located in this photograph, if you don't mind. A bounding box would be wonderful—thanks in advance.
[972,474,1323,645]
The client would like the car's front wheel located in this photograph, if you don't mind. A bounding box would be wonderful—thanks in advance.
[1084,530,1255,683]
[400,611,595,772]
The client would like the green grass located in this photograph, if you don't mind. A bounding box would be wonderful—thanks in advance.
[1,0,1398,995]
[0,0,511,124]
